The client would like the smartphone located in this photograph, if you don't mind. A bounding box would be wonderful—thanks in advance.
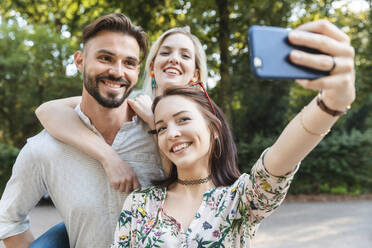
[248,25,329,79]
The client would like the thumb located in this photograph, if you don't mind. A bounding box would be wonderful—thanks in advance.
[127,98,134,106]
[128,100,145,120]
[127,99,138,111]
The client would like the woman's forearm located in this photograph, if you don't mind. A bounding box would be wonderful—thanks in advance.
[264,96,339,176]
[35,97,140,192]
[264,20,355,177]
[35,96,110,163]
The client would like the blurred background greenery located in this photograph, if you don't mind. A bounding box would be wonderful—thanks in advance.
[0,0,371,195]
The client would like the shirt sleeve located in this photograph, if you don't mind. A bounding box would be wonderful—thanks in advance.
[235,148,299,228]
[111,192,135,248]
[0,142,47,240]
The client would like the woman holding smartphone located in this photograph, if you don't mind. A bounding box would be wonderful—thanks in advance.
[110,20,354,247]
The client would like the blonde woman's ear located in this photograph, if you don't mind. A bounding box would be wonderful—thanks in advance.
[193,68,200,82]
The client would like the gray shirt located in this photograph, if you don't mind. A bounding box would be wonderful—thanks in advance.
[0,105,164,247]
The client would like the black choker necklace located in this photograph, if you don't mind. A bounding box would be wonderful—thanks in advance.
[177,175,212,185]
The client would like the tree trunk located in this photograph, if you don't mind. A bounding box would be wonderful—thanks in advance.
[216,0,232,123]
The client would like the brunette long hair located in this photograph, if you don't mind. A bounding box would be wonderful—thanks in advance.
[152,86,241,187]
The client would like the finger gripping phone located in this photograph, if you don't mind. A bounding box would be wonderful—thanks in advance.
[248,25,329,79]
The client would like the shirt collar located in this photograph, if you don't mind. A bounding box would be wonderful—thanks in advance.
[74,104,139,137]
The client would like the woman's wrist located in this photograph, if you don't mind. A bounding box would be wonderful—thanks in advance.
[300,97,339,137]
[321,90,354,113]
[317,92,350,117]
[145,115,155,130]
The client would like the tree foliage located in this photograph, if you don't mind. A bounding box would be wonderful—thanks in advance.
[0,0,181,45]
[0,0,371,194]
[290,129,372,194]
[0,143,19,194]
[0,20,81,147]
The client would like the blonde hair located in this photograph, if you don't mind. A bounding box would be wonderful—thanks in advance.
[142,27,208,97]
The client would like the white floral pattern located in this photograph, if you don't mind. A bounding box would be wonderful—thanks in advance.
[111,151,298,248]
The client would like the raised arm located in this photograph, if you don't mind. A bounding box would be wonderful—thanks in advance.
[264,20,355,176]
[128,94,172,176]
[35,97,140,192]
[36,97,81,140]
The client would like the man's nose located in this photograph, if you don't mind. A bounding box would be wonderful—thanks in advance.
[109,63,124,78]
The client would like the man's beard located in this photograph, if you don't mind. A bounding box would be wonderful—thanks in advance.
[83,71,133,108]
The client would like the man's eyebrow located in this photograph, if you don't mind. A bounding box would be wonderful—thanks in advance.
[155,111,190,125]
[96,49,115,56]
[127,56,139,64]
[96,49,139,63]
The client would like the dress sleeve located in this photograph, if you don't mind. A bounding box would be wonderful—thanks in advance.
[237,148,299,226]
[0,142,47,240]
[111,193,135,248]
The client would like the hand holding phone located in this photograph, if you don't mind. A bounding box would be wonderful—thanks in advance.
[248,25,330,80]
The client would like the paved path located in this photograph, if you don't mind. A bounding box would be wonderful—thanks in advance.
[1,201,371,247]
[0,206,62,248]
[254,201,372,248]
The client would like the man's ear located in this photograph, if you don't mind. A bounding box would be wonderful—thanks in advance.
[74,50,84,73]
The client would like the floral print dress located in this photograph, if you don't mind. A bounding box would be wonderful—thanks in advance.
[111,150,299,248]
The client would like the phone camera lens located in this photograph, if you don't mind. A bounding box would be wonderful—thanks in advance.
[254,57,262,68]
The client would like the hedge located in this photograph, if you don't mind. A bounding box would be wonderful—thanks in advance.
[0,143,19,195]
[238,128,372,194]
[1,129,371,196]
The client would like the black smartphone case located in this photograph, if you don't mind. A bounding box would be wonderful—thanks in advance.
[248,25,329,79]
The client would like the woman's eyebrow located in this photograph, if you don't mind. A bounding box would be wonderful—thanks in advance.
[155,119,163,126]
[155,110,190,125]
[173,110,190,117]
[159,45,171,50]
[160,46,191,53]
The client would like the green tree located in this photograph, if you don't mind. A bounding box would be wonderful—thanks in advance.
[1,1,371,194]
[0,0,181,44]
[0,19,81,147]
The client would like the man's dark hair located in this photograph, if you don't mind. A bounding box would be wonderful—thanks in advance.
[82,13,148,62]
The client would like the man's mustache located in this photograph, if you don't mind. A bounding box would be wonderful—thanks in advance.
[96,75,130,87]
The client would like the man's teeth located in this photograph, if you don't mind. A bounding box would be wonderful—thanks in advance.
[165,68,180,75]
[173,143,189,152]
[105,82,121,88]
